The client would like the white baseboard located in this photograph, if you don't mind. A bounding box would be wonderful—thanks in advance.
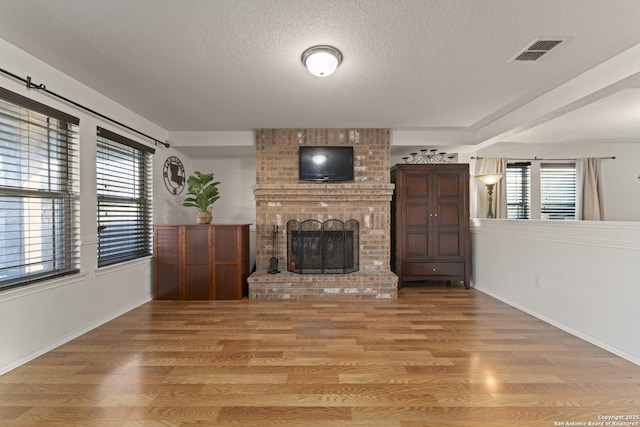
[0,296,152,376]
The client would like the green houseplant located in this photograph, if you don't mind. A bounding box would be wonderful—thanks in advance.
[182,171,221,224]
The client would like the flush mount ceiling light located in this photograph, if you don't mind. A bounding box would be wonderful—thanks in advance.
[301,45,342,77]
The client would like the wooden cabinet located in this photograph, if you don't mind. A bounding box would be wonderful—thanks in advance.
[154,224,251,300]
[391,164,470,289]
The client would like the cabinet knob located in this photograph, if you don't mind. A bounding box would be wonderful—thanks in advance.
[434,213,438,217]
[429,213,433,217]
[432,268,437,272]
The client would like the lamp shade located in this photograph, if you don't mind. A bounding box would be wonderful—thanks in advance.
[475,173,503,186]
[301,45,342,77]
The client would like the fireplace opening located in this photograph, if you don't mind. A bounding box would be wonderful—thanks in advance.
[287,219,359,274]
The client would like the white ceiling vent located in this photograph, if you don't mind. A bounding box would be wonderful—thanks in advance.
[511,38,565,62]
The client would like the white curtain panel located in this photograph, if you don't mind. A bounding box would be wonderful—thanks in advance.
[576,157,604,220]
[474,157,506,218]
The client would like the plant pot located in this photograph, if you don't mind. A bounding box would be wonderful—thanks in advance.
[197,211,212,224]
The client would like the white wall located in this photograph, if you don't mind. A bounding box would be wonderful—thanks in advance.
[474,141,640,221]
[471,219,640,365]
[188,156,256,227]
[153,150,196,225]
[0,39,181,374]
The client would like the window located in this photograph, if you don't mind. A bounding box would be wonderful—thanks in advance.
[541,163,576,220]
[97,127,154,267]
[504,160,577,220]
[506,162,531,219]
[0,87,79,291]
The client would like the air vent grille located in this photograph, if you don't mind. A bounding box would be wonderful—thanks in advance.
[511,38,565,62]
[514,51,547,61]
[528,40,562,51]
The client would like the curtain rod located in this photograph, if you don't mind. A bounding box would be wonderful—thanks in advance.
[471,156,615,161]
[0,68,170,149]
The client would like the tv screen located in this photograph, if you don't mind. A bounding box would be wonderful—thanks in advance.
[299,146,354,182]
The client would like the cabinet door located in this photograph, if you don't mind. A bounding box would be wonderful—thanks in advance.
[430,169,466,261]
[184,226,212,300]
[214,226,241,300]
[154,226,180,299]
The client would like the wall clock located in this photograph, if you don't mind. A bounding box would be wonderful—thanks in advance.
[163,156,185,195]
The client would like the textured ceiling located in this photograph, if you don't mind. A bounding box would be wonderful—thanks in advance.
[0,0,640,140]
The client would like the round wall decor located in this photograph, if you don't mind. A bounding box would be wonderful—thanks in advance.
[163,156,185,195]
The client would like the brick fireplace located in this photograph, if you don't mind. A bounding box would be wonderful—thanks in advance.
[247,128,398,299]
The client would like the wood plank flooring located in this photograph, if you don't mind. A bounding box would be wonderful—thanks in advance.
[1,285,639,426]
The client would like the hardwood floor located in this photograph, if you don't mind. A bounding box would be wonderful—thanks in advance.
[1,285,639,426]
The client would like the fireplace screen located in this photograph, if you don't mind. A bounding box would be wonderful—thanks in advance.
[287,219,359,274]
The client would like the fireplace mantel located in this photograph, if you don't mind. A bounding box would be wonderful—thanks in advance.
[253,183,395,202]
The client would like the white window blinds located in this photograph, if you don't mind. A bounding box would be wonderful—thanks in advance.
[0,87,80,290]
[541,163,576,220]
[506,162,531,219]
[97,127,154,267]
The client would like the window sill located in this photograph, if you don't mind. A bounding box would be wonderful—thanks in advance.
[95,256,153,277]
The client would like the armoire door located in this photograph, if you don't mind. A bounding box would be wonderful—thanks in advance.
[430,168,466,261]
[402,170,430,260]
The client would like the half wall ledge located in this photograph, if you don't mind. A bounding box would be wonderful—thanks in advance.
[248,271,398,299]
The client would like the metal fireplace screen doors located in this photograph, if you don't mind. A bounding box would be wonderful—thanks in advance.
[287,219,359,274]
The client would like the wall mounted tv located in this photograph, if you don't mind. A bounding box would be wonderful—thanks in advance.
[299,146,354,182]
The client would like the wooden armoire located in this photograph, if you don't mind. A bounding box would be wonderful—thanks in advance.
[391,164,470,289]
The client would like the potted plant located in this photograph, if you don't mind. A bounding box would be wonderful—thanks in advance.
[182,171,221,224]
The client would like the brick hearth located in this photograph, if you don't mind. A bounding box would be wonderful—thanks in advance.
[247,128,398,299]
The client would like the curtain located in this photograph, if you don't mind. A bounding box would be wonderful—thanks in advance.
[576,157,604,220]
[475,157,506,218]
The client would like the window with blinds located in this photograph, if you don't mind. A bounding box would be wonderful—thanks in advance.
[506,162,531,219]
[0,87,80,291]
[96,127,154,267]
[541,163,576,220]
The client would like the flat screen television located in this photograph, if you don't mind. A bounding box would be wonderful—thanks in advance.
[299,146,354,182]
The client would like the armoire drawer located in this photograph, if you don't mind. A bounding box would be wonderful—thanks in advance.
[402,262,464,277]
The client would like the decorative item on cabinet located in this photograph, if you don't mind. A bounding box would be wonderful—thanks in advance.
[154,224,250,300]
[401,148,455,164]
[182,171,221,224]
[391,164,470,289]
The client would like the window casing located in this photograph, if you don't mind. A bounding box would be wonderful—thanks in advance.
[0,87,79,291]
[506,162,531,219]
[97,127,154,267]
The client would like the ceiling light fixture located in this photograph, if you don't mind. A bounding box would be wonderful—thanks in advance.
[301,45,342,77]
